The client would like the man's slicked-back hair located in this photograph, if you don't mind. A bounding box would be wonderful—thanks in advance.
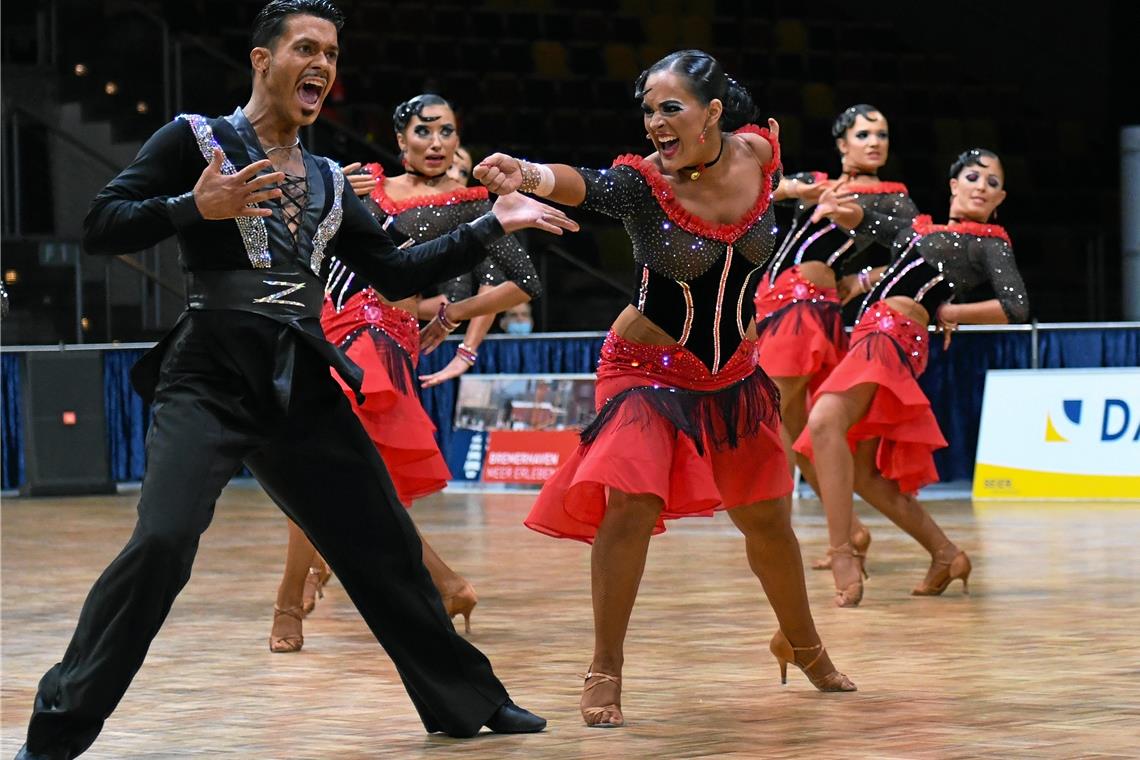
[250,0,345,50]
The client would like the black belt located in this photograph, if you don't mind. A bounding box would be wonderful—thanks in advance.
[186,268,324,320]
[177,268,365,409]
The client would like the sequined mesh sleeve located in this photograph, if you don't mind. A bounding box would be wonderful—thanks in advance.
[479,210,541,299]
[853,192,919,249]
[400,198,540,299]
[440,259,508,303]
[575,165,650,220]
[973,237,1029,322]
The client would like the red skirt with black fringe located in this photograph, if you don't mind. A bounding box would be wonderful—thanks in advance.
[525,332,792,544]
[793,301,947,494]
[754,266,847,392]
[321,291,451,506]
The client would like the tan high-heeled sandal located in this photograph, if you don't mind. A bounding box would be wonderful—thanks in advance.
[580,670,624,728]
[769,630,856,692]
[270,605,304,653]
[912,546,971,596]
[812,524,871,576]
[442,583,478,634]
[828,543,865,607]
[301,563,332,618]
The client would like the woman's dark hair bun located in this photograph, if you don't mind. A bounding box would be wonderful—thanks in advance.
[392,93,451,133]
[634,49,756,132]
[831,104,882,139]
[949,148,1002,179]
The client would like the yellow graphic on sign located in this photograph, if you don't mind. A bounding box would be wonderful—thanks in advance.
[1043,414,1069,442]
[973,463,1140,500]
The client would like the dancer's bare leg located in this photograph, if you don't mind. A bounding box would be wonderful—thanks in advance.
[806,384,877,598]
[270,520,318,651]
[774,375,867,547]
[728,497,820,645]
[852,438,962,576]
[419,529,478,632]
[728,495,853,689]
[772,374,810,482]
[582,489,662,725]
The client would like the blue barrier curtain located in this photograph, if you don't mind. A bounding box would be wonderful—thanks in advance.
[6,328,1137,488]
[104,349,151,482]
[1,354,25,490]
[1039,329,1140,368]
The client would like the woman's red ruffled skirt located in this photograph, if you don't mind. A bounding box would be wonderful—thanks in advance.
[525,333,792,544]
[793,301,947,494]
[754,266,847,392]
[321,291,451,506]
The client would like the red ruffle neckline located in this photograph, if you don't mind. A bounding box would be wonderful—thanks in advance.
[364,162,488,215]
[913,214,1010,244]
[843,179,909,195]
[794,172,906,195]
[610,124,781,245]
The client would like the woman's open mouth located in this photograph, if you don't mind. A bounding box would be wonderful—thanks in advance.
[658,136,679,159]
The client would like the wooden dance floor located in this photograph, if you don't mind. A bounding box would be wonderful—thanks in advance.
[2,484,1137,758]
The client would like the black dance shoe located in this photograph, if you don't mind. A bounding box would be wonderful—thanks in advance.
[15,744,70,760]
[484,700,547,734]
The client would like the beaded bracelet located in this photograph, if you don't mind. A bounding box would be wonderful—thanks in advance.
[456,343,478,366]
[518,162,541,194]
[518,161,555,196]
[437,302,460,333]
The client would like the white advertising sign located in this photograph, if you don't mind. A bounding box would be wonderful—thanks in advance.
[973,368,1140,499]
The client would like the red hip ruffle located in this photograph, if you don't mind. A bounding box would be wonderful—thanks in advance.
[321,293,450,506]
[754,268,847,390]
[793,301,946,494]
[525,333,792,544]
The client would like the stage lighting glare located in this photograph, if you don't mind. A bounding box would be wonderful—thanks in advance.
[104,81,118,95]
[136,101,149,114]
[74,63,88,76]
[81,317,91,331]
[3,269,18,285]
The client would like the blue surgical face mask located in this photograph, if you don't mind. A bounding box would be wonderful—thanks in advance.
[505,320,533,335]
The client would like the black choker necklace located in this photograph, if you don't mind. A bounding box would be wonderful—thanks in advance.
[844,171,878,181]
[683,136,724,181]
[405,166,448,184]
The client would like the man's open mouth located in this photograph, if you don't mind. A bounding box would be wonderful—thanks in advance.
[298,78,326,107]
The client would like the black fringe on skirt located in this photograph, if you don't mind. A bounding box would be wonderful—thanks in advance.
[756,298,845,345]
[579,369,782,457]
[848,331,917,378]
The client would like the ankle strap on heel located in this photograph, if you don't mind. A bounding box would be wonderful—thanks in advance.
[785,641,827,672]
[828,543,865,559]
[581,671,621,693]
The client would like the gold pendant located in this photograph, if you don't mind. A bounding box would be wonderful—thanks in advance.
[690,170,701,181]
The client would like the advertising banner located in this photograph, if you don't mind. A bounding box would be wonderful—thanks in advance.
[973,368,1140,499]
[453,373,596,485]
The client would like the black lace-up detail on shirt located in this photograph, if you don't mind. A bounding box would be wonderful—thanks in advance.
[277,173,308,244]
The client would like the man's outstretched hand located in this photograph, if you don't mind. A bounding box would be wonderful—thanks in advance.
[490,192,579,235]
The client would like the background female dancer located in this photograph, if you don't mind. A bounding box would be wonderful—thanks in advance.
[796,148,1028,607]
[271,94,546,652]
[476,49,855,728]
[757,104,917,571]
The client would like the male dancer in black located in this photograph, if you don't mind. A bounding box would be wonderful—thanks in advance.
[15,2,579,757]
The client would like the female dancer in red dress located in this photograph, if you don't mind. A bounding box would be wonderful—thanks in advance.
[797,149,1028,606]
[477,50,855,727]
[757,104,917,570]
[270,94,550,651]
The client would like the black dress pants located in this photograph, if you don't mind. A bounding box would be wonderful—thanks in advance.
[24,313,508,757]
